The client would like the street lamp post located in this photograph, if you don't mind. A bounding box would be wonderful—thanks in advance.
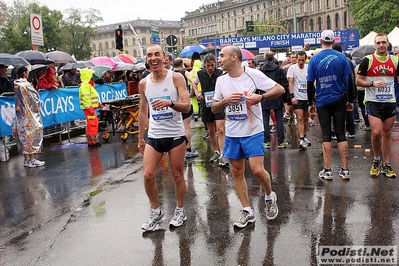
[23,28,36,50]
[293,0,297,33]
[179,28,185,50]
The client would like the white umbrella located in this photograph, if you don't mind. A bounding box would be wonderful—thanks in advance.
[46,51,77,64]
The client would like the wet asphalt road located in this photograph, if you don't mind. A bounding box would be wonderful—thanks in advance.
[1,117,399,266]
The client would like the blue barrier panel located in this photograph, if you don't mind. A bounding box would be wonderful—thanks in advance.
[0,82,128,137]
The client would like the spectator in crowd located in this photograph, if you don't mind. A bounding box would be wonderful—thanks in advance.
[260,51,289,149]
[247,58,257,69]
[63,68,80,86]
[94,70,112,85]
[36,65,60,90]
[0,64,13,94]
[14,66,45,168]
[140,62,151,80]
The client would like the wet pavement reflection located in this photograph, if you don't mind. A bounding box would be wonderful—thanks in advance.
[1,118,399,265]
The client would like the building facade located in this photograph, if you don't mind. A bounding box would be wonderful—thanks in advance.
[183,0,354,40]
[91,19,183,59]
[92,0,354,58]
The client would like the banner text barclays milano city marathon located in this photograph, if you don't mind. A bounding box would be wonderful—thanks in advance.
[202,29,359,52]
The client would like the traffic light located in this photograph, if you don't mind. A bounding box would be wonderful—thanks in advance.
[115,28,123,51]
[246,21,254,32]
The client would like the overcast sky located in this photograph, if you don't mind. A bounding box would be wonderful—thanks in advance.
[11,0,218,25]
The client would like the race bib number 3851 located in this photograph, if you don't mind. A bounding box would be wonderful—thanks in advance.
[226,97,247,121]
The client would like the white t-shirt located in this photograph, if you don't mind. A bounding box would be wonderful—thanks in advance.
[145,70,185,138]
[214,67,276,137]
[286,64,309,101]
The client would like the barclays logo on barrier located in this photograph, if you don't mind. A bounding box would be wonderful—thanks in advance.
[1,102,15,126]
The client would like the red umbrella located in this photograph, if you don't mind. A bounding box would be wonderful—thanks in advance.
[116,54,137,64]
[90,56,117,66]
[240,48,256,60]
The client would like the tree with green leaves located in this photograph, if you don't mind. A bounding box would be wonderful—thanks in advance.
[60,8,102,60]
[0,0,8,28]
[0,0,63,54]
[346,0,399,37]
[0,0,102,61]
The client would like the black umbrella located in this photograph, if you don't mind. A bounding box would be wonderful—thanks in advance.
[0,53,30,66]
[201,46,222,55]
[16,50,55,65]
[349,45,376,59]
[46,51,76,64]
[60,61,94,71]
[30,64,48,72]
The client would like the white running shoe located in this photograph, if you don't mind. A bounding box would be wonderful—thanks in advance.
[169,208,187,227]
[265,192,278,220]
[142,210,166,231]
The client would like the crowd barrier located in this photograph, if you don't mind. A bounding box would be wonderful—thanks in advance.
[0,82,129,139]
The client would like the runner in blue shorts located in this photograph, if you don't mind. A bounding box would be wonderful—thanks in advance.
[212,45,285,228]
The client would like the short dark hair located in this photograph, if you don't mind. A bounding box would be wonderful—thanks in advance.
[203,53,216,63]
[173,58,183,67]
[192,52,201,61]
[248,58,257,66]
[16,66,28,78]
[265,51,274,61]
[297,50,307,57]
[332,43,343,53]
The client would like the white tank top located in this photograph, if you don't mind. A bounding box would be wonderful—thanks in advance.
[145,70,185,138]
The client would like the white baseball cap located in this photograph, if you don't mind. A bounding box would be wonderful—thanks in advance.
[321,30,335,43]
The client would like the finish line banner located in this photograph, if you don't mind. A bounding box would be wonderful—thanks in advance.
[202,29,360,51]
[0,82,128,137]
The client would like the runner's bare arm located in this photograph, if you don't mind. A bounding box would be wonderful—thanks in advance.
[138,78,149,141]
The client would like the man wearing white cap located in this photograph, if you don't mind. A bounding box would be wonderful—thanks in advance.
[307,30,354,180]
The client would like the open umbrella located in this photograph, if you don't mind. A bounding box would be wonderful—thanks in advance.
[180,45,206,57]
[0,53,30,66]
[201,45,222,55]
[29,64,48,72]
[16,50,55,65]
[114,54,137,64]
[111,62,138,72]
[60,61,94,71]
[46,51,76,64]
[240,48,256,60]
[77,61,95,68]
[349,45,375,58]
[90,56,117,67]
[91,65,112,81]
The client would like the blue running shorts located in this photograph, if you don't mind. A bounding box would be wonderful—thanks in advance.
[223,131,265,160]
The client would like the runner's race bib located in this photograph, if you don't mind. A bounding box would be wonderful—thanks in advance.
[204,91,214,107]
[226,96,247,120]
[376,81,394,100]
[298,79,307,93]
[149,95,173,120]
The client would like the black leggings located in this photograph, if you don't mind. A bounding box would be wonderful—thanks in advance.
[317,96,347,142]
